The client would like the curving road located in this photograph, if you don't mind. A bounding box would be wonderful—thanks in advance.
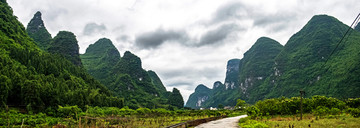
[195,115,248,128]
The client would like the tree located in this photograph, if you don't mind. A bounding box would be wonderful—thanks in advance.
[235,99,247,110]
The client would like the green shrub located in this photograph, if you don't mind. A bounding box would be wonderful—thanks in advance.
[313,106,329,117]
[348,108,360,118]
[329,108,341,115]
[136,108,151,116]
[57,105,82,119]
[246,106,260,119]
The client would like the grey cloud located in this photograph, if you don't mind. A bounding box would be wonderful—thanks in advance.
[167,82,193,87]
[208,1,247,25]
[39,8,68,22]
[198,23,244,46]
[83,22,107,36]
[116,35,130,42]
[252,13,297,32]
[135,28,189,49]
[207,1,297,32]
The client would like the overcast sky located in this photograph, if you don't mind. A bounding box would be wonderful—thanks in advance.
[9,0,360,103]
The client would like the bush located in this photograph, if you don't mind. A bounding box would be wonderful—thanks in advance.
[136,108,151,116]
[329,108,341,115]
[246,106,260,119]
[57,105,82,119]
[348,108,360,118]
[313,106,329,117]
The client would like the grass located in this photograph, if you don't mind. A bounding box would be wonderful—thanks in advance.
[79,115,213,128]
[242,114,360,128]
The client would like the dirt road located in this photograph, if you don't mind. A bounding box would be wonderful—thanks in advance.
[195,115,248,128]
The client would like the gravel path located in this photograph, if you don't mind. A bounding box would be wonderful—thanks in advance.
[195,115,248,128]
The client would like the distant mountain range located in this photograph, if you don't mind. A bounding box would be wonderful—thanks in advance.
[186,15,360,109]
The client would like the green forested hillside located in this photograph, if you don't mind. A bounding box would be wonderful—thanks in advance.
[266,15,360,99]
[238,37,283,103]
[148,70,168,96]
[186,15,360,109]
[186,37,283,108]
[81,38,183,109]
[0,1,123,112]
[80,38,120,82]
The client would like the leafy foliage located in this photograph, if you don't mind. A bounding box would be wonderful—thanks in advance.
[246,96,360,119]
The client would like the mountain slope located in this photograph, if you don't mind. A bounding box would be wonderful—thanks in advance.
[26,11,52,51]
[0,1,123,112]
[266,15,360,99]
[148,70,168,96]
[81,38,183,109]
[238,37,283,103]
[80,38,120,81]
[48,31,82,66]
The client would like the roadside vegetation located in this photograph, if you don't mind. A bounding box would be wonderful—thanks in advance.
[238,96,360,128]
[0,106,244,127]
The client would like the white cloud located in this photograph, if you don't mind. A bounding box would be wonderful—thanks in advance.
[8,0,360,103]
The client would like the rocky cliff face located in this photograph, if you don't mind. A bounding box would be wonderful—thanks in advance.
[224,59,241,90]
[26,11,52,51]
[185,84,212,109]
